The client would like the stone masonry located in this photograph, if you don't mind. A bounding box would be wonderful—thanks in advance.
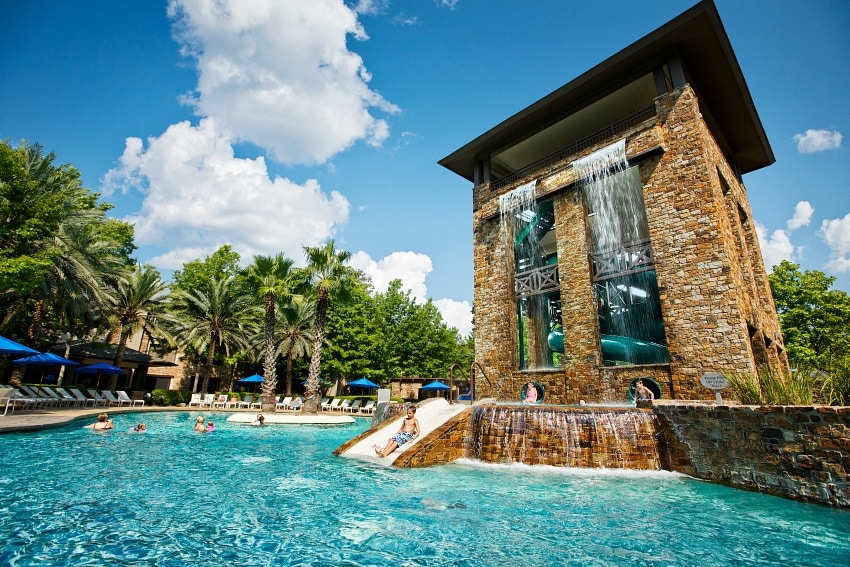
[471,85,787,405]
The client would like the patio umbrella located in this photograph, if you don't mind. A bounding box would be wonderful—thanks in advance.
[75,362,126,375]
[0,335,39,356]
[348,377,379,390]
[11,352,79,367]
[74,362,126,389]
[420,380,450,391]
[236,373,264,392]
[11,352,79,383]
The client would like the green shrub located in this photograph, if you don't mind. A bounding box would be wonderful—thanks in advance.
[725,368,813,405]
[151,389,192,406]
[817,361,850,406]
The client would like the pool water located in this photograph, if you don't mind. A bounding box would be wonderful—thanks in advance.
[0,412,848,566]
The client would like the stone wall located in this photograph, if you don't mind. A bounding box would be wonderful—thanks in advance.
[654,401,850,508]
[470,83,788,406]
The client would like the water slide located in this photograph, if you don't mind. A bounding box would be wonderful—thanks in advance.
[337,398,469,466]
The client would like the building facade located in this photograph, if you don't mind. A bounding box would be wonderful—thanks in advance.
[440,1,787,403]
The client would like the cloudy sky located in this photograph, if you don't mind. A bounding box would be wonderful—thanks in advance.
[1,0,848,338]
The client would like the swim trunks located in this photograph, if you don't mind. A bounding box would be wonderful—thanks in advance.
[390,431,414,446]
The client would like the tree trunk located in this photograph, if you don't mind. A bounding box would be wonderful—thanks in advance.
[200,337,217,394]
[303,294,327,413]
[106,324,132,391]
[285,349,294,396]
[261,293,278,413]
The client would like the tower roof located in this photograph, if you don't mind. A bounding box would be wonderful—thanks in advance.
[439,0,774,182]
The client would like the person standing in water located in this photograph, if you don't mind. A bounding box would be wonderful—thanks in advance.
[374,406,420,458]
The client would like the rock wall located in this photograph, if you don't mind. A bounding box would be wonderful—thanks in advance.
[654,402,850,508]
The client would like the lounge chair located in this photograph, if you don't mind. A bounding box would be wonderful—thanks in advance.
[21,386,58,407]
[344,399,362,413]
[188,393,203,407]
[1,388,17,416]
[9,388,42,411]
[212,394,228,409]
[69,388,97,407]
[40,387,72,407]
[55,387,81,406]
[324,399,341,412]
[320,397,332,410]
[334,399,352,412]
[200,394,215,408]
[288,398,303,412]
[102,390,128,407]
[117,390,144,407]
[87,389,110,407]
[360,400,375,414]
[224,395,240,409]
[275,396,292,411]
[238,394,254,409]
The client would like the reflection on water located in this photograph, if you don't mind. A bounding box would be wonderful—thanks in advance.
[0,411,847,566]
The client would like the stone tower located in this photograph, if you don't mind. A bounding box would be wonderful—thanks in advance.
[439,0,788,403]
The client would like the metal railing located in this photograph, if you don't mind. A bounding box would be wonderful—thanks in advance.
[491,105,657,191]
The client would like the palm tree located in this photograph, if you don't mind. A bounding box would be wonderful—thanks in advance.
[302,241,357,413]
[166,276,255,394]
[243,253,299,411]
[102,264,169,390]
[276,296,316,396]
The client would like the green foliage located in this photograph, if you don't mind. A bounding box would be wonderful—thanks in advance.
[819,363,850,406]
[769,261,850,369]
[724,372,761,405]
[725,368,813,405]
[151,389,192,406]
[170,245,242,294]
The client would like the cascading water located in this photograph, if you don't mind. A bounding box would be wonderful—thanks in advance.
[464,405,662,469]
[574,139,668,365]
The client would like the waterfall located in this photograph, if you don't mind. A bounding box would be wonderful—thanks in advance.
[464,405,662,469]
[498,180,537,226]
[572,138,628,186]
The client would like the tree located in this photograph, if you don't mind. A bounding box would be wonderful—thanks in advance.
[769,260,850,370]
[320,281,382,385]
[302,241,357,413]
[166,276,255,394]
[171,245,241,294]
[102,264,170,389]
[373,279,460,378]
[243,253,299,412]
[276,296,315,396]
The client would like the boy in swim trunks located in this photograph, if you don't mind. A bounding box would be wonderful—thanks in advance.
[374,406,420,458]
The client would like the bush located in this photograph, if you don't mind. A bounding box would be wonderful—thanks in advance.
[151,389,192,406]
[725,368,813,405]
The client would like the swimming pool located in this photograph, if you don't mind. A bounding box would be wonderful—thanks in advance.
[0,412,847,566]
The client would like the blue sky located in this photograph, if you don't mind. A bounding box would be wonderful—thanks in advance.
[2,0,848,337]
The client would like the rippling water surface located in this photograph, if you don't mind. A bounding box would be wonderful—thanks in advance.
[0,411,848,566]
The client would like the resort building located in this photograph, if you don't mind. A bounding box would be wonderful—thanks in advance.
[439,0,788,403]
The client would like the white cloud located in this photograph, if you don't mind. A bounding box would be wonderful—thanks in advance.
[349,250,473,335]
[350,250,432,300]
[755,221,796,272]
[167,0,399,166]
[433,298,473,337]
[103,118,350,269]
[786,201,813,230]
[793,129,843,154]
[819,213,850,273]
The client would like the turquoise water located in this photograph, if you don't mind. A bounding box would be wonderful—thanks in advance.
[0,412,848,566]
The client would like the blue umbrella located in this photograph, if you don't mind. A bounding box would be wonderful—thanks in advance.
[348,377,379,389]
[237,374,264,383]
[420,380,450,391]
[74,362,126,374]
[0,335,39,356]
[11,352,79,367]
